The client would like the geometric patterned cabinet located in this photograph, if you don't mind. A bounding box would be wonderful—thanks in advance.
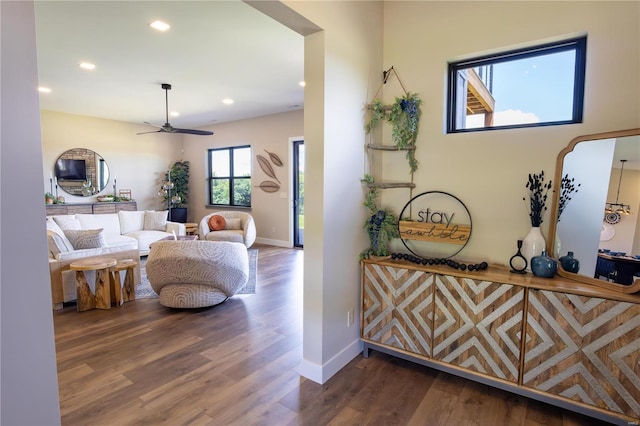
[524,289,640,419]
[362,263,434,358]
[361,259,640,425]
[433,275,524,383]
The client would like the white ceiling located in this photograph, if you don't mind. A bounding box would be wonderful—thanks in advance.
[34,1,304,131]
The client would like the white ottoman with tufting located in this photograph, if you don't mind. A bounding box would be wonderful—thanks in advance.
[146,240,248,308]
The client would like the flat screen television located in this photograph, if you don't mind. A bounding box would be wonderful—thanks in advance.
[56,159,87,181]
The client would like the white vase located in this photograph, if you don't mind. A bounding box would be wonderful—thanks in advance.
[522,226,546,273]
[553,233,561,259]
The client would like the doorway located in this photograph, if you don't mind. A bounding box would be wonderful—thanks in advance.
[293,139,304,248]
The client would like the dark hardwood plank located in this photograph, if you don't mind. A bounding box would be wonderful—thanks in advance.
[53,245,612,425]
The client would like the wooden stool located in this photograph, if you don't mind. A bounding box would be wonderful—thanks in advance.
[70,257,117,312]
[110,259,137,306]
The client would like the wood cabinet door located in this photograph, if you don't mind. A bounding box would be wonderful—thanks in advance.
[432,275,525,383]
[362,263,433,357]
[524,289,640,419]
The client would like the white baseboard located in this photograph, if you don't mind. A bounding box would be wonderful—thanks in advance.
[255,237,290,247]
[299,338,363,384]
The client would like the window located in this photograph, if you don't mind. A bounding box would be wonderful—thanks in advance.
[447,36,587,133]
[208,145,251,207]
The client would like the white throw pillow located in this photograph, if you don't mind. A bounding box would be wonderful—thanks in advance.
[77,213,121,235]
[53,215,81,231]
[46,217,74,251]
[144,210,168,231]
[64,228,108,250]
[225,218,242,230]
[47,230,70,258]
[119,210,145,234]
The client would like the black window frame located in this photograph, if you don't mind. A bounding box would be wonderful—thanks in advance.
[446,36,587,133]
[207,145,252,208]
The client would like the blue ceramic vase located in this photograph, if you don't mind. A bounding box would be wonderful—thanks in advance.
[559,251,580,273]
[531,250,558,278]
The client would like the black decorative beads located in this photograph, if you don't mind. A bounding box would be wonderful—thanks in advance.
[390,252,488,272]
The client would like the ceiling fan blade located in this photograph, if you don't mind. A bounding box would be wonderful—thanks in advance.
[138,83,213,136]
[172,128,214,136]
[136,130,162,135]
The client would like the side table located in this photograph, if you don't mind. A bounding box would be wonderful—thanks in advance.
[70,257,117,312]
[110,259,137,306]
[185,222,198,235]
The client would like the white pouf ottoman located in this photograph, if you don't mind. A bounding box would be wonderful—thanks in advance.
[146,240,248,308]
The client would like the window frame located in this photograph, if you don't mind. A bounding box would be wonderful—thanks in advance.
[446,36,587,133]
[207,145,252,208]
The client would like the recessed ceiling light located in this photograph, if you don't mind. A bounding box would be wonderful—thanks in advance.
[79,62,95,70]
[299,81,306,87]
[38,86,51,93]
[170,111,180,117]
[149,20,170,32]
[222,98,234,105]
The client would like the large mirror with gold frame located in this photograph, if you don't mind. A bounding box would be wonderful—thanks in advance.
[54,148,110,197]
[548,128,640,294]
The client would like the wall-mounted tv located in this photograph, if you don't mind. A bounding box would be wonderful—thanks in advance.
[56,159,87,181]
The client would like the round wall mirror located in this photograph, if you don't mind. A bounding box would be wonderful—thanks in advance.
[54,148,110,196]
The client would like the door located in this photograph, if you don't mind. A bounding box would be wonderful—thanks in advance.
[293,140,304,248]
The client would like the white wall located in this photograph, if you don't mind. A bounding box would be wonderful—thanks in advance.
[183,109,303,246]
[382,1,640,265]
[279,0,383,382]
[41,110,183,211]
[1,1,61,424]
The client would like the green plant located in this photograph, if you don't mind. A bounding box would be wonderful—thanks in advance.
[360,174,399,259]
[365,93,422,173]
[165,161,189,208]
[45,192,55,199]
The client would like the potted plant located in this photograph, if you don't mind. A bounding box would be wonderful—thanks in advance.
[45,192,55,204]
[162,161,189,223]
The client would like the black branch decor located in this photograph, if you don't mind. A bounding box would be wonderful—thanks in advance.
[557,174,580,222]
[523,170,553,227]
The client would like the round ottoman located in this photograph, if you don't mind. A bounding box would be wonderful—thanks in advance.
[146,240,248,308]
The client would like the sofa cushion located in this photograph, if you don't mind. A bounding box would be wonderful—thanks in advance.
[47,230,70,258]
[119,210,145,234]
[208,214,226,231]
[105,234,139,249]
[64,228,108,250]
[144,210,168,231]
[203,229,244,244]
[76,213,121,235]
[46,217,74,251]
[225,217,242,230]
[126,229,171,253]
[52,215,81,231]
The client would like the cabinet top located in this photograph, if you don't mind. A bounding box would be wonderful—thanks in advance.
[362,258,640,304]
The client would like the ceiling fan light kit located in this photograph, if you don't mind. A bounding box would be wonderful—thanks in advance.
[138,83,213,136]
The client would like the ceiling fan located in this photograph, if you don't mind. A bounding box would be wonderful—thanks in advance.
[137,83,213,136]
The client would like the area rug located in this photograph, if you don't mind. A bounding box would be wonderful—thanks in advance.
[136,248,258,299]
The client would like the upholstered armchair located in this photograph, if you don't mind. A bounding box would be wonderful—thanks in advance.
[198,211,256,248]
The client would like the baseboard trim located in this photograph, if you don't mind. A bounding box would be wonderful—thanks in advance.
[299,338,363,384]
[255,237,290,248]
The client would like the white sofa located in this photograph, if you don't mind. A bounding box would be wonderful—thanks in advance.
[46,210,185,309]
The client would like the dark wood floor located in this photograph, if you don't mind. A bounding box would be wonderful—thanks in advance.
[53,245,612,425]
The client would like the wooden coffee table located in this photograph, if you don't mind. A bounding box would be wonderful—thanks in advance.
[70,257,117,312]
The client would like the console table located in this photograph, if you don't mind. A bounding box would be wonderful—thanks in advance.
[45,201,137,215]
[361,258,640,425]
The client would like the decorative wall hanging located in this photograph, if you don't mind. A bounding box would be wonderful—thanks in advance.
[255,150,283,193]
[397,191,472,259]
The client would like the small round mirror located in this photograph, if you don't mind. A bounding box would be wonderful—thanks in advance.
[54,148,110,196]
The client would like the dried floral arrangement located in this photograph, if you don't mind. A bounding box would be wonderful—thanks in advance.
[523,170,553,227]
[360,174,399,259]
[557,174,580,222]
